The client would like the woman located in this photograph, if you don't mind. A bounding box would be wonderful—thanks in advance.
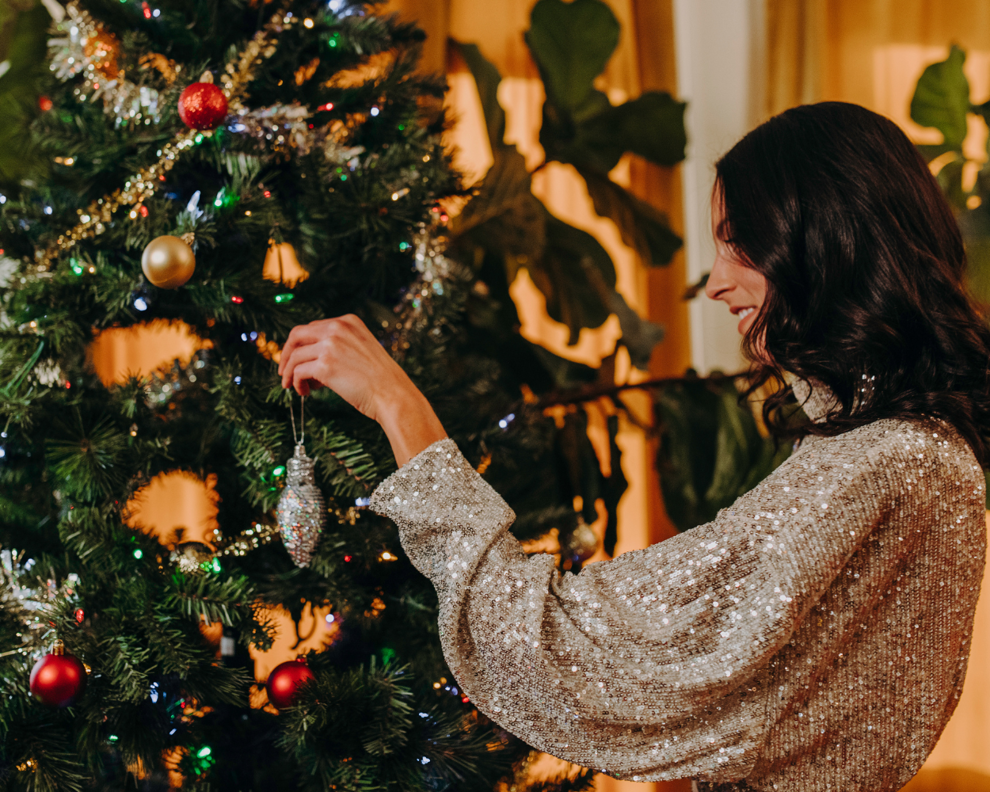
[277,103,990,792]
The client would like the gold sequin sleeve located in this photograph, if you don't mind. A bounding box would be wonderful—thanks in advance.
[368,421,985,788]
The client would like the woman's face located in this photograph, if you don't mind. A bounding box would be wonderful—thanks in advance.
[705,197,769,346]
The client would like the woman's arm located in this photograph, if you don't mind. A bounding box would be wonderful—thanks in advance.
[375,387,448,468]
[368,428,903,783]
[276,315,904,781]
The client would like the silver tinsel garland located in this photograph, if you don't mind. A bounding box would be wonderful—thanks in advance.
[48,2,169,127]
[0,549,80,661]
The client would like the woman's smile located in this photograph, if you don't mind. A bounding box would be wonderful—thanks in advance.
[737,306,756,333]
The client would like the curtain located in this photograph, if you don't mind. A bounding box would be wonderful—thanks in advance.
[765,2,990,789]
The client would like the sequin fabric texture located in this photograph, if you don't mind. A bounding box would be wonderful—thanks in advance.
[368,377,987,791]
[275,443,326,567]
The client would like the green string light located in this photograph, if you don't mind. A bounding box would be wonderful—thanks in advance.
[197,747,212,759]
[70,258,84,276]
[133,549,143,559]
[274,294,293,304]
[208,558,221,574]
[328,32,340,48]
[273,466,286,477]
[398,242,409,252]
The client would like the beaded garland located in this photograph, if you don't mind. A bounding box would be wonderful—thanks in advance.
[39,2,298,269]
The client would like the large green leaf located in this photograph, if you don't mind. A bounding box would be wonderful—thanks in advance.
[577,251,665,370]
[600,412,627,556]
[654,376,719,531]
[579,92,687,168]
[524,0,620,112]
[580,167,682,268]
[449,41,545,261]
[541,91,687,173]
[705,384,764,505]
[527,209,616,344]
[528,343,599,390]
[655,376,793,532]
[452,146,545,260]
[910,44,970,153]
[452,40,506,150]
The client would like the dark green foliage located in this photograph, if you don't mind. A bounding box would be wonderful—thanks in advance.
[910,44,970,157]
[0,1,51,188]
[909,46,990,506]
[0,0,645,788]
[0,0,788,787]
[654,372,796,532]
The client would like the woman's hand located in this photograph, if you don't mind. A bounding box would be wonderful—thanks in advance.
[277,314,447,467]
[277,314,400,421]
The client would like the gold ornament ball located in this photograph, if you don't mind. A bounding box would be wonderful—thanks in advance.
[142,235,196,289]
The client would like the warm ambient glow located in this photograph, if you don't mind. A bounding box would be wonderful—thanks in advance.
[89,319,207,386]
[124,472,220,547]
[262,242,309,286]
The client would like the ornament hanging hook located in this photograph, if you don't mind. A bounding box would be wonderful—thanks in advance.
[290,394,305,446]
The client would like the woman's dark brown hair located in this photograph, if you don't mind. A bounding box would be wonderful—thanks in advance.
[714,101,990,467]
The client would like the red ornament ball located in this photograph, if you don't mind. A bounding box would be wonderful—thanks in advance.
[74,608,85,624]
[30,645,87,707]
[177,82,228,130]
[266,657,315,711]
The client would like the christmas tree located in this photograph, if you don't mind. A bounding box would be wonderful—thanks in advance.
[0,0,658,788]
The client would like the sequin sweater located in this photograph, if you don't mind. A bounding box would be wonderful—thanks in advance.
[368,378,987,791]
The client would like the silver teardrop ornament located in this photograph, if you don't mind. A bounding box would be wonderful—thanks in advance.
[275,443,326,567]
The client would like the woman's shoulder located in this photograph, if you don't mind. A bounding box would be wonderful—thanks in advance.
[798,413,984,495]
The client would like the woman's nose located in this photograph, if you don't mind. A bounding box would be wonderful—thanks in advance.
[704,257,730,301]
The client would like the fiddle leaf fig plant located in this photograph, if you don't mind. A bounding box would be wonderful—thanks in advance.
[449,0,685,369]
[909,44,990,505]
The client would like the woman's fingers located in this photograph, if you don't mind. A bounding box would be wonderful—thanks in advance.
[277,314,418,422]
[280,343,323,390]
[277,324,324,377]
[290,360,324,397]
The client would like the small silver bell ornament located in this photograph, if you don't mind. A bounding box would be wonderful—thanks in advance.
[276,398,326,567]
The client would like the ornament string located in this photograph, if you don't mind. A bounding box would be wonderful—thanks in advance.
[290,396,305,446]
